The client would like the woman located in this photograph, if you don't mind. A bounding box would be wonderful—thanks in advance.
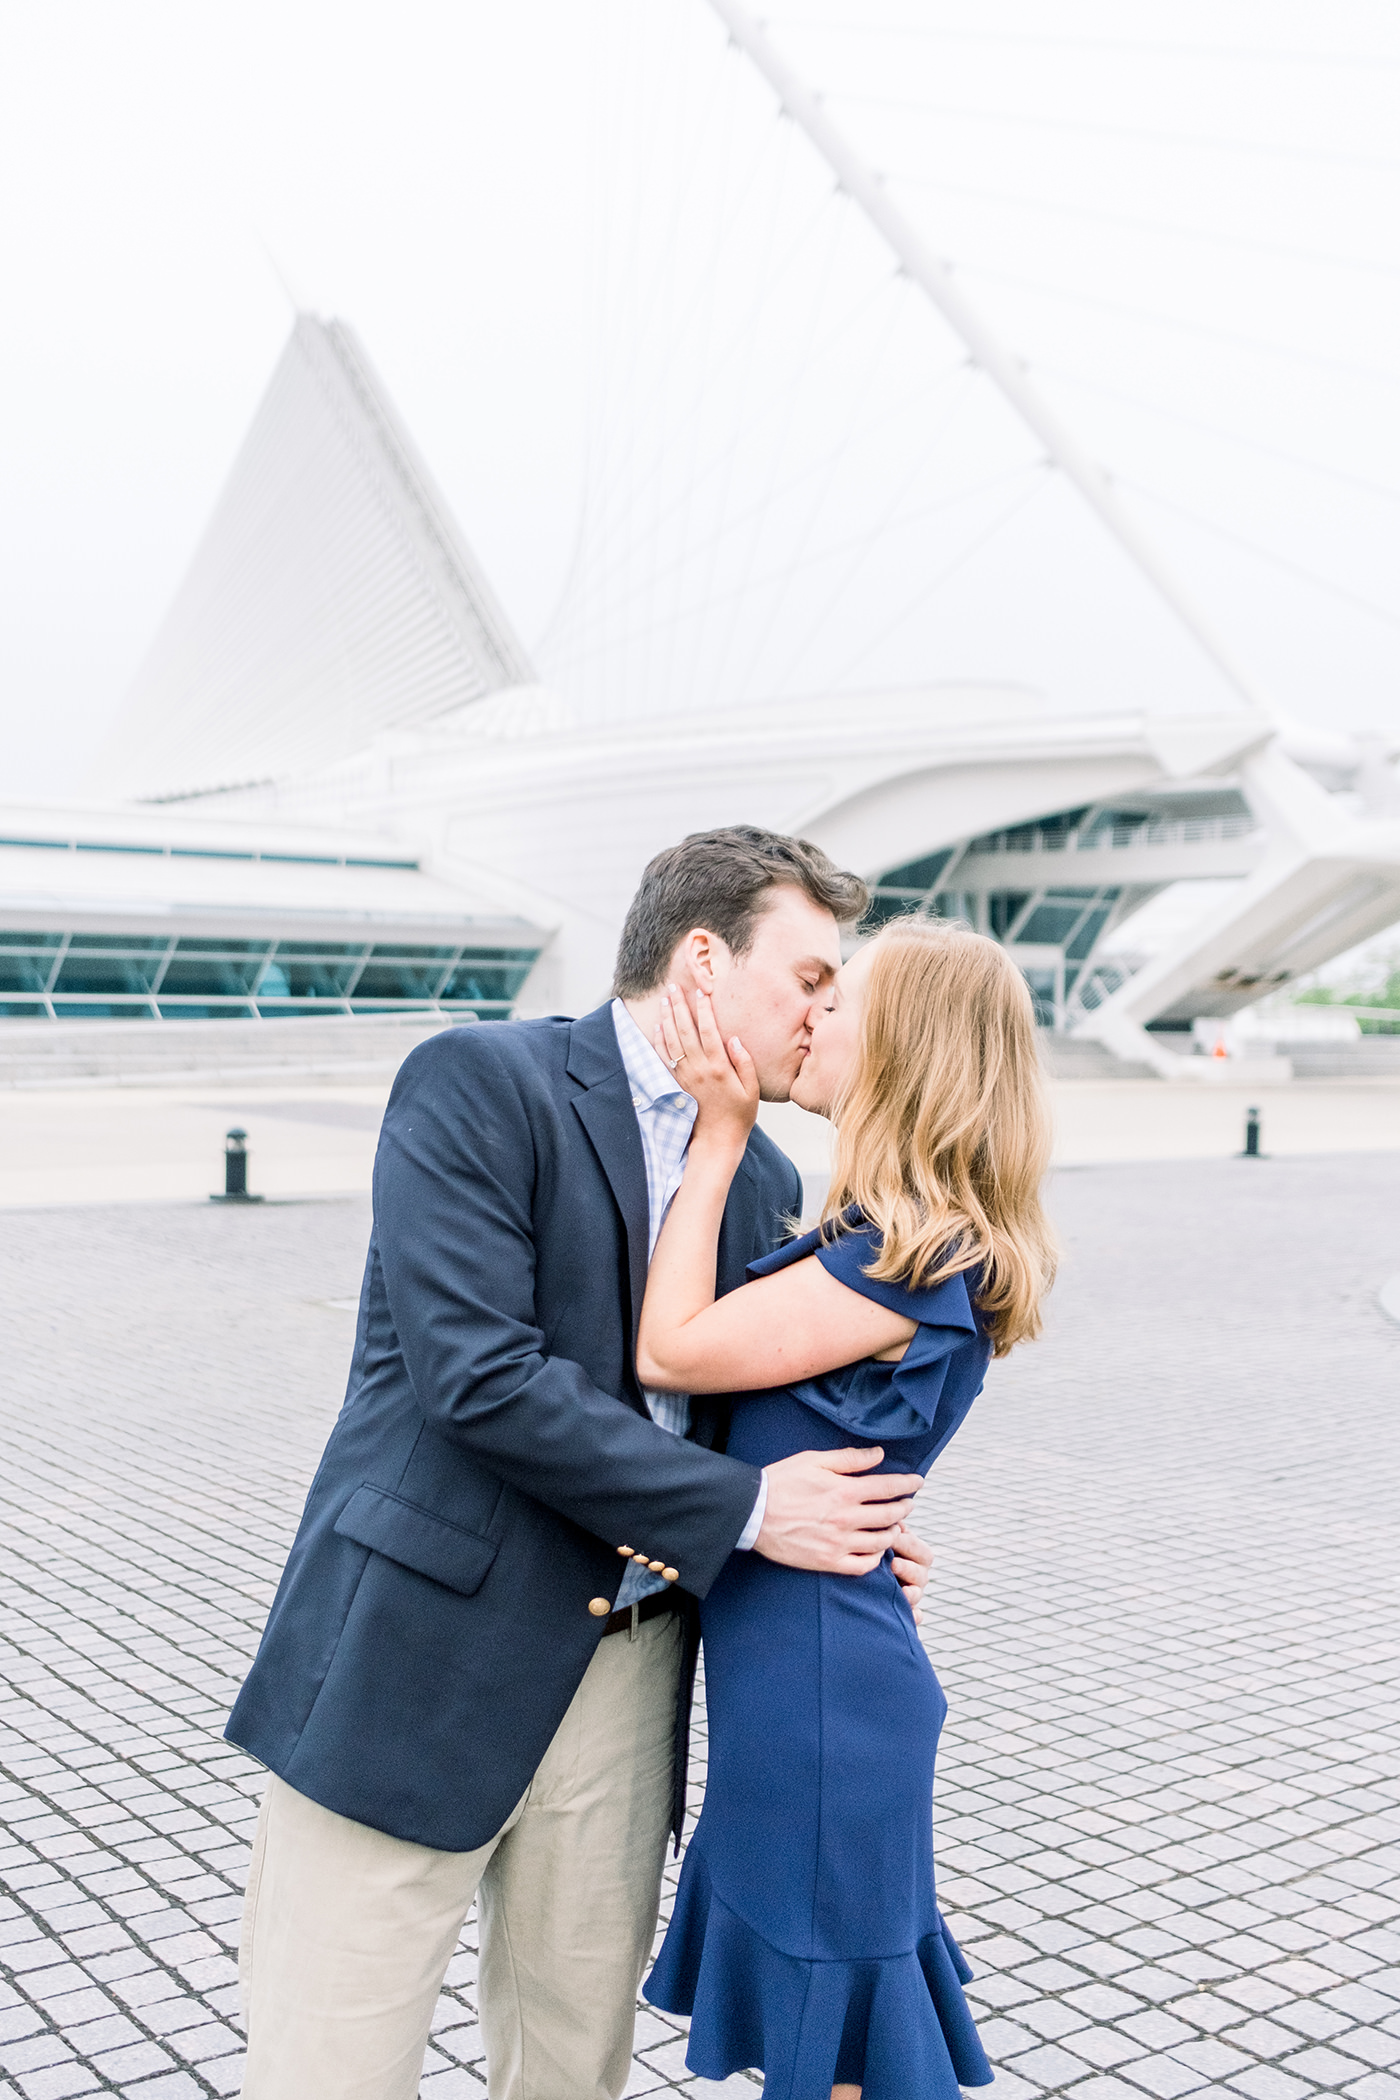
[635,918,1056,2100]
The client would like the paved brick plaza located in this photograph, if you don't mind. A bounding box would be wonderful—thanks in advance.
[1,1151,1398,2100]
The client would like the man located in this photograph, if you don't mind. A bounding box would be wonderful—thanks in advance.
[228,826,932,2099]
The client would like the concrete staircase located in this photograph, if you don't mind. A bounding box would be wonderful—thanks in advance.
[0,1013,458,1088]
[1038,1033,1160,1081]
[1282,1037,1400,1079]
[21,1013,1387,1090]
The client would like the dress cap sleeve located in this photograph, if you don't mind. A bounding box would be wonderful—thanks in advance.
[814,1215,980,1337]
[747,1213,985,1443]
[745,1221,828,1284]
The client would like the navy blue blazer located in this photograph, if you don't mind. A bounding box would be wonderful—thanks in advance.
[225,1003,802,1852]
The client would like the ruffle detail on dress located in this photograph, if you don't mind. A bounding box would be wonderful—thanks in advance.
[746,1217,985,1447]
[644,1853,993,2100]
[783,1313,966,1442]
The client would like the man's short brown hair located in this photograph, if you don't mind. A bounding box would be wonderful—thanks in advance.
[612,826,869,998]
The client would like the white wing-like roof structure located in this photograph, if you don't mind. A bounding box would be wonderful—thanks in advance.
[38,304,1400,1064]
[89,315,534,804]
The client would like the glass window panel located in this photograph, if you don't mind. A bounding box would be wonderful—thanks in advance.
[353,963,449,999]
[256,1002,350,1017]
[441,1004,510,1020]
[345,856,418,869]
[0,957,52,993]
[0,838,69,851]
[1018,968,1058,1027]
[0,931,63,947]
[368,943,458,959]
[454,947,539,964]
[259,852,339,865]
[159,958,265,996]
[174,938,272,954]
[1015,905,1085,946]
[171,847,255,860]
[988,893,1032,939]
[274,941,369,958]
[862,895,922,931]
[54,958,162,994]
[349,1001,435,1015]
[50,1000,152,1019]
[274,961,359,996]
[157,1001,256,1019]
[65,934,171,952]
[438,965,532,1003]
[933,891,974,924]
[75,841,162,855]
[1042,888,1100,902]
[0,999,47,1016]
[1065,909,1110,962]
[877,849,951,892]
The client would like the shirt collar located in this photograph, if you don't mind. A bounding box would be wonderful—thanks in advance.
[611,997,697,1116]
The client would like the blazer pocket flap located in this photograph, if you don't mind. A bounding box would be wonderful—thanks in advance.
[335,1485,499,1598]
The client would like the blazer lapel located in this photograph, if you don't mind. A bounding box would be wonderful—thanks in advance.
[694,1150,769,1454]
[716,1151,762,1298]
[567,1005,783,1396]
[568,1007,651,1368]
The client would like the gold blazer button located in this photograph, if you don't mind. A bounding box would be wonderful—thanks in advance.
[662,1568,679,1583]
[647,1560,665,1573]
[587,1598,611,1617]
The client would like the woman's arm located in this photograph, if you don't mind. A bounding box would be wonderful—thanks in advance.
[635,988,916,1393]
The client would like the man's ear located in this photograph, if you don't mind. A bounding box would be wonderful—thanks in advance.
[684,927,732,988]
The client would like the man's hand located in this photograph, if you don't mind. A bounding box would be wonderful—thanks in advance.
[755,1447,923,1576]
[891,1527,933,1622]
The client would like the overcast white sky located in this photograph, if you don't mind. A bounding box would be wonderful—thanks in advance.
[2,0,1398,797]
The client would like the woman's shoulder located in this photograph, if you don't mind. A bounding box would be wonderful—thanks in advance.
[747,1209,981,1337]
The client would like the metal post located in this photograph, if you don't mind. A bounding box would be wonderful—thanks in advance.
[210,1128,265,1204]
[224,1129,248,1198]
[1242,1106,1261,1158]
[706,0,1267,716]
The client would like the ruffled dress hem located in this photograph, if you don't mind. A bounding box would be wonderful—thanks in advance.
[644,1855,994,2100]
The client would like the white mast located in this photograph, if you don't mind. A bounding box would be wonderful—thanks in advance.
[707,0,1266,716]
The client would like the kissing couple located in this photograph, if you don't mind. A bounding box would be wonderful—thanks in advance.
[227,824,1056,2100]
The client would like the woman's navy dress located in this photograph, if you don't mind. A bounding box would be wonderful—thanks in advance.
[644,1220,994,2100]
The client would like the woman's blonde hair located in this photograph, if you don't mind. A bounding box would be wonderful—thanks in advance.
[821,918,1057,1356]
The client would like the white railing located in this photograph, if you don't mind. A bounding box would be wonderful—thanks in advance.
[1296,1004,1400,1033]
[970,813,1257,856]
[1064,953,1148,1022]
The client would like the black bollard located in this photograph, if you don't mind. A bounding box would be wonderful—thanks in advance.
[1242,1105,1261,1158]
[210,1127,265,1204]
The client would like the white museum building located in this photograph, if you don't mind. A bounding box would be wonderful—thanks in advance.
[5,313,1400,1074]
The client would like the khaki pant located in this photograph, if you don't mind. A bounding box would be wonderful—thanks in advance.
[239,1610,683,2100]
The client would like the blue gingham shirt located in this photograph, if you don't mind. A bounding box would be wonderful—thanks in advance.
[612,1000,765,1605]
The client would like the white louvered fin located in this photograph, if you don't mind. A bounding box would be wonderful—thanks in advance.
[89,316,535,804]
